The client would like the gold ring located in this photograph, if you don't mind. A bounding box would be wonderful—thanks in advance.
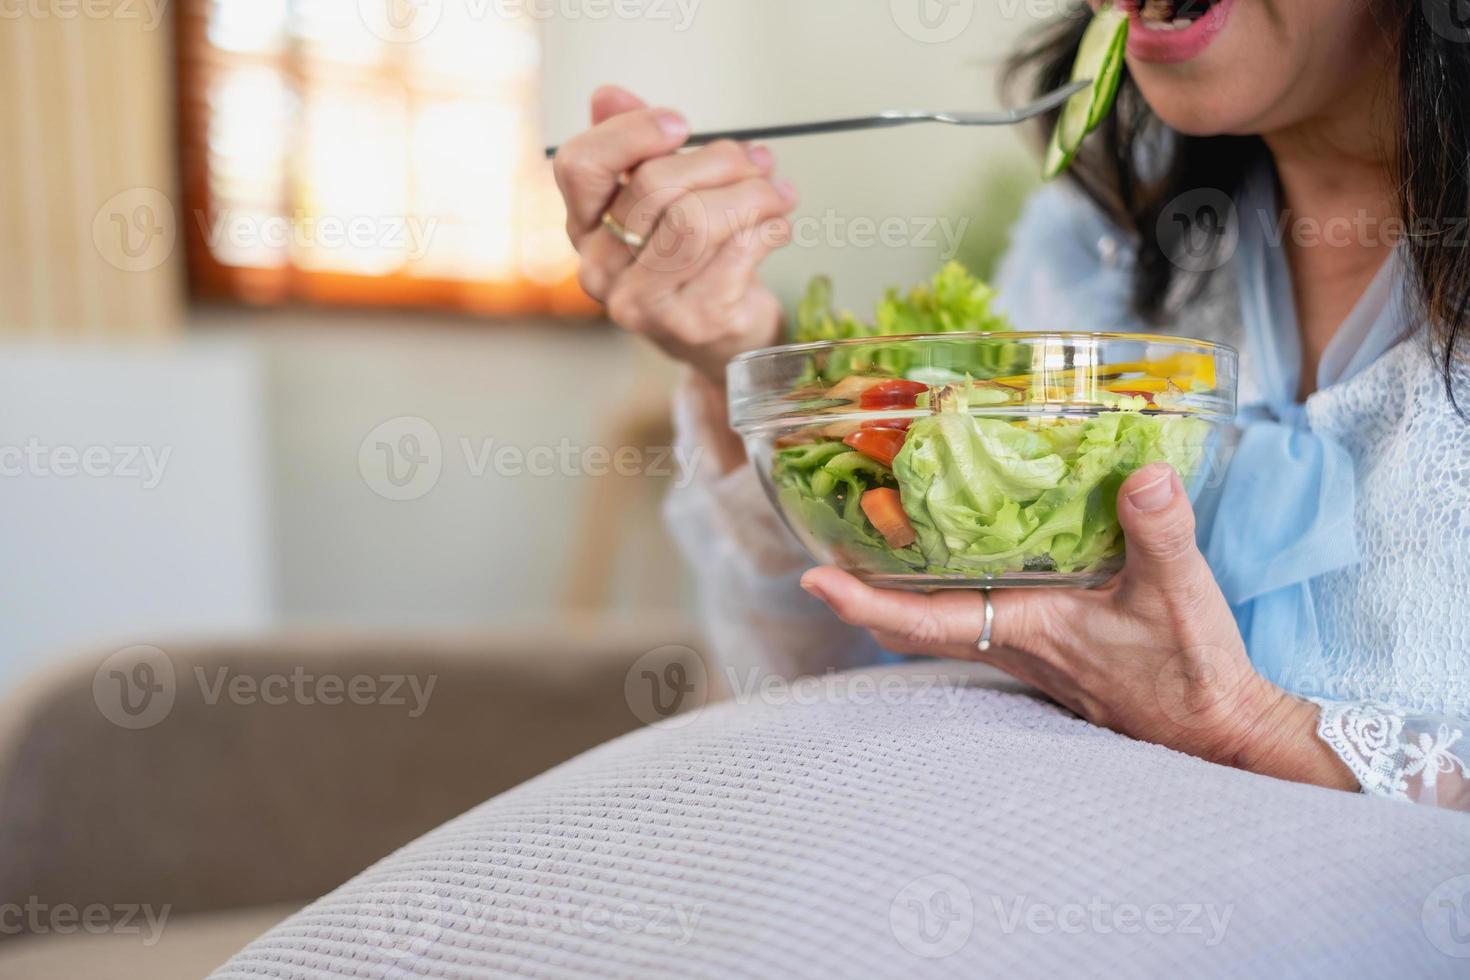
[601,211,646,252]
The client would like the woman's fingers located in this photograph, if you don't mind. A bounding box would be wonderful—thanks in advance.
[590,84,646,125]
[801,567,990,651]
[553,106,691,241]
[607,140,774,243]
[1115,463,1215,605]
[551,88,791,382]
[575,230,636,303]
[580,141,776,297]
[801,566,1063,659]
[606,178,796,323]
[675,221,790,329]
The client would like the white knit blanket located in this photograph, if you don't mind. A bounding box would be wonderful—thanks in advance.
[213,665,1470,979]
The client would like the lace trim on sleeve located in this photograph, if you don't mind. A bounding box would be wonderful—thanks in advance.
[1312,699,1470,806]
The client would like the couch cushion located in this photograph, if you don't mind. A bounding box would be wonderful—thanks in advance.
[211,663,1470,978]
[0,625,702,935]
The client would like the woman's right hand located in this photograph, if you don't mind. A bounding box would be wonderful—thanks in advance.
[552,85,799,387]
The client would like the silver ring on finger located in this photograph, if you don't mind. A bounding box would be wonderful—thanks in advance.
[601,211,646,253]
[976,591,995,653]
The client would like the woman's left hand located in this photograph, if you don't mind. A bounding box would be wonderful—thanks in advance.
[801,462,1357,787]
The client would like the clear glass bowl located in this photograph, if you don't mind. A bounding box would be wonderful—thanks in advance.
[728,332,1238,590]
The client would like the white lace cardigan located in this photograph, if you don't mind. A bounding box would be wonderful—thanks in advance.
[666,181,1470,810]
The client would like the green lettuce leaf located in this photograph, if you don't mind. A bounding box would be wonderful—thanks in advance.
[772,440,924,571]
[892,388,1211,574]
[792,262,1024,384]
[777,484,926,573]
[793,261,1010,343]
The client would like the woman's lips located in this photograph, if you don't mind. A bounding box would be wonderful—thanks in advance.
[1119,0,1235,64]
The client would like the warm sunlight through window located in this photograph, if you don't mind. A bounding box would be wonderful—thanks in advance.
[177,0,594,315]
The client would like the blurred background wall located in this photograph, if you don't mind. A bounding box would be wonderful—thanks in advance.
[0,0,1042,690]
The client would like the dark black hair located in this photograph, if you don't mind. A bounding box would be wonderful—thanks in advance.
[1005,1,1469,412]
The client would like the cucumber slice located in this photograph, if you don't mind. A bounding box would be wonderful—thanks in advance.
[1042,125,1076,183]
[1042,6,1130,181]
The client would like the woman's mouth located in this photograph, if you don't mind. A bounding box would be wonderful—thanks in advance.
[1117,0,1235,64]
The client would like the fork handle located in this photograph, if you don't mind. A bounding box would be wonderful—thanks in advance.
[544,114,913,159]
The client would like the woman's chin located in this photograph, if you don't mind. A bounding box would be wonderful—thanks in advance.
[1133,87,1253,138]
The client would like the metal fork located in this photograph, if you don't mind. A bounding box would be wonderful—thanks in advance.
[544,79,1090,159]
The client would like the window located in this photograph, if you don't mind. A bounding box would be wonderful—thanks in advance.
[176,0,595,316]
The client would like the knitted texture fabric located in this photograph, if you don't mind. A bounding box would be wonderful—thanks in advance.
[214,666,1470,979]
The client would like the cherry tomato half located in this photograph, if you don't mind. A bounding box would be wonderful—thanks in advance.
[843,427,908,468]
[858,379,929,411]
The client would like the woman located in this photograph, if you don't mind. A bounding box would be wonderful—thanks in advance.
[552,0,1470,809]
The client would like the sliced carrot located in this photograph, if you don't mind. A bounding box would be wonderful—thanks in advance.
[861,488,917,549]
[843,427,907,468]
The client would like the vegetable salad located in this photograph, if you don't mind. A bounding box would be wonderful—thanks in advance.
[768,264,1215,582]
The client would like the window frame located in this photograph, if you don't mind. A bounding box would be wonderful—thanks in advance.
[173,0,597,317]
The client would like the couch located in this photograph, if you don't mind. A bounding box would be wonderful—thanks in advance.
[0,622,704,978]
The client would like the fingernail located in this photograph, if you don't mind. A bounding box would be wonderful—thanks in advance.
[800,574,827,602]
[1127,471,1175,512]
[747,143,774,171]
[656,112,689,140]
[774,179,799,204]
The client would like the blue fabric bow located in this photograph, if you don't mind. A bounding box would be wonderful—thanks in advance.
[1203,412,1359,689]
[1199,166,1406,693]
